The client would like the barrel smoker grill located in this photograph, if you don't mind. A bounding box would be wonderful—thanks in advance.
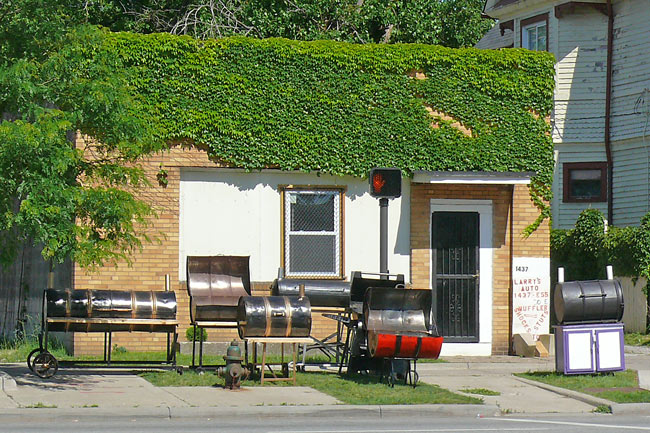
[274,271,443,386]
[186,255,252,369]
[553,274,626,375]
[237,296,311,339]
[554,279,624,325]
[28,288,179,378]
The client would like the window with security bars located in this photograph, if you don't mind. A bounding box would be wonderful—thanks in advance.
[283,188,342,278]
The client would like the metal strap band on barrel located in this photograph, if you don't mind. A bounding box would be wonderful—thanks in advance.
[151,291,158,319]
[263,297,272,337]
[414,337,423,358]
[65,289,71,317]
[394,335,402,355]
[284,297,293,337]
[131,291,137,319]
[87,290,93,318]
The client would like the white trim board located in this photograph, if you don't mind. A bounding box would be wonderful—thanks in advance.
[413,171,533,184]
[430,199,494,355]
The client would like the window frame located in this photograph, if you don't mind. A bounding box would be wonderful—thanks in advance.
[563,162,608,203]
[280,185,345,279]
[520,13,549,51]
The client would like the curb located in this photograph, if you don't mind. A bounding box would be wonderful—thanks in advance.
[625,345,650,355]
[513,375,650,415]
[0,403,501,420]
[513,376,612,408]
[609,402,650,415]
[0,371,18,392]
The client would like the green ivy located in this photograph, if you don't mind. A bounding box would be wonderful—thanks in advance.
[100,31,555,226]
[551,209,650,297]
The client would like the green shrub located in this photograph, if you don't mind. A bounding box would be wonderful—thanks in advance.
[551,209,650,299]
[185,326,208,342]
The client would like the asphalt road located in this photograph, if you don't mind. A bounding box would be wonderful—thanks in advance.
[1,413,650,433]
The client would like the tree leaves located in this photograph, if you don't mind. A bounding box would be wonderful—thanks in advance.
[0,18,163,268]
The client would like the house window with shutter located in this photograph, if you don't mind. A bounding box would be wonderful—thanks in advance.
[521,14,548,51]
[282,187,344,278]
[563,162,607,202]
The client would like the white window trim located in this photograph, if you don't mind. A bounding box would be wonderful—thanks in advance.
[521,19,547,51]
[430,199,493,356]
[283,189,342,278]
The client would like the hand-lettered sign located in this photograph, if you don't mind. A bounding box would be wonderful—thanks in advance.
[512,257,550,339]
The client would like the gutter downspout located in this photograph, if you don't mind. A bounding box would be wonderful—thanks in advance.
[605,0,614,225]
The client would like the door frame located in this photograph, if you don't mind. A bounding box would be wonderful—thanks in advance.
[430,199,493,356]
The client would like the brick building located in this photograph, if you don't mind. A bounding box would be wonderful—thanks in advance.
[71,139,549,357]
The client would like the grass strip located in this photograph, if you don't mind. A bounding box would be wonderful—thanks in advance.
[624,333,650,347]
[139,369,482,405]
[517,370,650,403]
[461,388,500,396]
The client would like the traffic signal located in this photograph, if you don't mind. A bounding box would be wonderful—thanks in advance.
[369,168,401,198]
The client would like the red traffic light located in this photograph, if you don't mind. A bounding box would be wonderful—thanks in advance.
[369,168,401,198]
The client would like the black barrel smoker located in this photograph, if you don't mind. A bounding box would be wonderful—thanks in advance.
[554,279,624,325]
[553,269,625,375]
[28,288,179,378]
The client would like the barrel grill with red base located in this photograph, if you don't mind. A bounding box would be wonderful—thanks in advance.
[341,272,443,387]
[368,332,443,359]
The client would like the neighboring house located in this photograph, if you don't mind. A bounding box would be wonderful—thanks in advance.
[480,0,650,228]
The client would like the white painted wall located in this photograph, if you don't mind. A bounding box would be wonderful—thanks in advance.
[179,168,411,282]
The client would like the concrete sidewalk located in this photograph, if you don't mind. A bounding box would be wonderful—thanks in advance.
[1,349,649,417]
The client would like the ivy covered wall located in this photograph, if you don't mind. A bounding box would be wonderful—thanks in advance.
[103,32,556,223]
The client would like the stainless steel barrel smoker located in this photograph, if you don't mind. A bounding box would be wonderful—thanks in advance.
[271,273,352,366]
[186,255,252,369]
[236,288,313,385]
[237,296,311,338]
[28,287,179,378]
[553,267,625,375]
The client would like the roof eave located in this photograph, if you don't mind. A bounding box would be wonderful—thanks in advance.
[412,171,534,185]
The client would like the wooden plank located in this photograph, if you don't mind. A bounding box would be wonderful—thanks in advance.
[194,321,238,328]
[246,337,312,344]
[47,318,178,325]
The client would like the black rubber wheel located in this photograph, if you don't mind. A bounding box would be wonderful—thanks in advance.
[27,348,43,372]
[32,352,58,379]
[410,371,419,388]
[282,362,290,378]
[176,367,184,375]
[387,373,395,388]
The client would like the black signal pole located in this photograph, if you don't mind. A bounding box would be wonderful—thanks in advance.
[380,197,388,279]
[369,167,401,280]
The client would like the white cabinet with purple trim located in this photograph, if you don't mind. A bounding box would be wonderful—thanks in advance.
[554,323,625,375]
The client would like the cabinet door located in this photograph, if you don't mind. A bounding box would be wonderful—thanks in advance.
[565,329,594,374]
[595,328,625,372]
